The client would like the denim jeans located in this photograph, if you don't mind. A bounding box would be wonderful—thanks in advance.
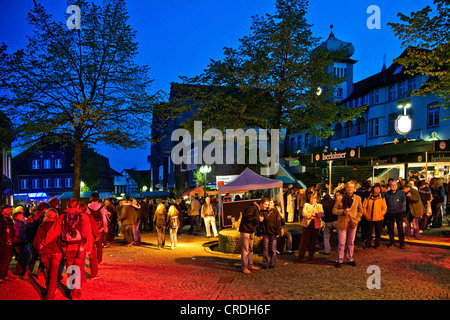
[336,222,357,263]
[262,234,278,267]
[41,253,62,300]
[240,232,255,271]
[386,211,405,245]
[169,227,178,247]
[156,226,166,248]
[405,214,419,239]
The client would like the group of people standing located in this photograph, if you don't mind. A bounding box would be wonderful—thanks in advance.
[238,175,448,273]
[0,193,109,300]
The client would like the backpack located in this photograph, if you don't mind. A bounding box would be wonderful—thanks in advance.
[25,213,45,243]
[88,206,104,230]
[169,215,179,229]
[61,213,86,245]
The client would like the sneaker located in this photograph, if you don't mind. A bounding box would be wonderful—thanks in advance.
[249,266,259,270]
[334,262,342,268]
[268,265,274,269]
[242,269,251,274]
[346,261,357,267]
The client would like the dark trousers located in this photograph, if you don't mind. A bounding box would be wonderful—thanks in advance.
[386,212,404,246]
[0,244,13,280]
[141,216,149,232]
[156,226,166,248]
[14,244,31,275]
[298,223,320,260]
[365,220,383,248]
[431,201,443,228]
[189,215,200,233]
[41,253,62,300]
[122,224,133,245]
[107,222,116,243]
[64,249,86,299]
[262,234,278,267]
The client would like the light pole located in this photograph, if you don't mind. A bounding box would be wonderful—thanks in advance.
[395,99,412,140]
[199,165,211,186]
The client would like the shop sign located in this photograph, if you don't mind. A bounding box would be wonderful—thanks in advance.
[313,149,357,162]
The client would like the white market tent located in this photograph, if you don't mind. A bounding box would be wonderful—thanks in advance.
[218,167,285,229]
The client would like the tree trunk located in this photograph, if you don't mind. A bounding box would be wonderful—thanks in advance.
[73,139,83,200]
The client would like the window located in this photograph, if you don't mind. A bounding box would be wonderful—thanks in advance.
[336,87,343,98]
[388,112,398,135]
[369,118,380,138]
[408,78,416,92]
[357,97,362,107]
[65,178,72,188]
[32,159,39,170]
[43,179,50,189]
[344,121,352,137]
[297,135,302,151]
[333,123,342,140]
[54,159,62,169]
[43,159,51,169]
[54,178,62,188]
[389,85,396,101]
[355,117,365,135]
[398,81,407,97]
[427,103,439,128]
[372,89,380,104]
[21,179,28,189]
[304,133,309,148]
[32,179,39,189]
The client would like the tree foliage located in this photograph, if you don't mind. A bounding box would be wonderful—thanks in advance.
[0,0,158,198]
[388,0,449,114]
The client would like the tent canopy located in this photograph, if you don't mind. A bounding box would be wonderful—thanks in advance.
[218,167,282,194]
[182,185,218,197]
[218,168,285,228]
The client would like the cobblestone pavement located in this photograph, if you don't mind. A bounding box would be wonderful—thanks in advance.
[1,223,449,301]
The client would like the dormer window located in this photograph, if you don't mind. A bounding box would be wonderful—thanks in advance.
[43,159,51,169]
[55,159,62,169]
[32,159,39,170]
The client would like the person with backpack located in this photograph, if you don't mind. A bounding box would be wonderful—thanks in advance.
[0,204,15,284]
[78,202,101,280]
[167,205,180,250]
[38,198,91,300]
[33,208,61,300]
[87,192,108,263]
[25,201,49,279]
[153,203,167,249]
[118,199,137,246]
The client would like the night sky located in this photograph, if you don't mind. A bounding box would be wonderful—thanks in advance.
[0,0,433,172]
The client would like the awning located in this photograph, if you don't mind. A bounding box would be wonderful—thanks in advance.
[182,185,218,197]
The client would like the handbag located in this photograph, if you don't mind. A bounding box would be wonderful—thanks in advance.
[426,201,432,216]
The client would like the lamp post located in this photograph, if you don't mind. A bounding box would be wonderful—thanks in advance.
[199,165,211,186]
[395,100,412,139]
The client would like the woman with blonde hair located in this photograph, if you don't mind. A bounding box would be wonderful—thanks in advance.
[153,203,167,249]
[167,205,180,249]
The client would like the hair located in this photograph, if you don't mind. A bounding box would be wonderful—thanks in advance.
[309,193,318,201]
[155,203,167,215]
[371,183,382,194]
[168,205,179,216]
[48,197,60,208]
[67,198,79,209]
[260,197,270,205]
[43,208,59,222]
[36,202,50,212]
[78,202,87,212]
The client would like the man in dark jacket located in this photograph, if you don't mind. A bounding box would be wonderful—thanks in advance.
[239,198,268,274]
[260,199,284,269]
[322,191,340,254]
[384,180,406,248]
[118,200,137,246]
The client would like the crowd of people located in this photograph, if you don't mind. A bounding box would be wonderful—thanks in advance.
[238,173,449,273]
[0,172,448,296]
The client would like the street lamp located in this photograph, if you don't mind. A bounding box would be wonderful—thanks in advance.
[199,164,211,186]
[395,100,412,137]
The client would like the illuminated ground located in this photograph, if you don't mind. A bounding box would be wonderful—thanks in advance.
[1,222,449,300]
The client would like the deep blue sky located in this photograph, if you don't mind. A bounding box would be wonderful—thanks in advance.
[0,0,432,172]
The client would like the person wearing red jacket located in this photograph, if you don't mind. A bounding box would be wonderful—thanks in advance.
[0,204,15,283]
[33,208,62,300]
[39,198,91,300]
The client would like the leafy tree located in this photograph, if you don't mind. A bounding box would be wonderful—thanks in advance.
[174,0,363,140]
[388,0,449,114]
[0,0,158,198]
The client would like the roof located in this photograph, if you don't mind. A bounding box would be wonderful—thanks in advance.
[218,167,282,194]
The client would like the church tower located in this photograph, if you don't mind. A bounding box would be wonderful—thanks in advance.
[318,25,357,101]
